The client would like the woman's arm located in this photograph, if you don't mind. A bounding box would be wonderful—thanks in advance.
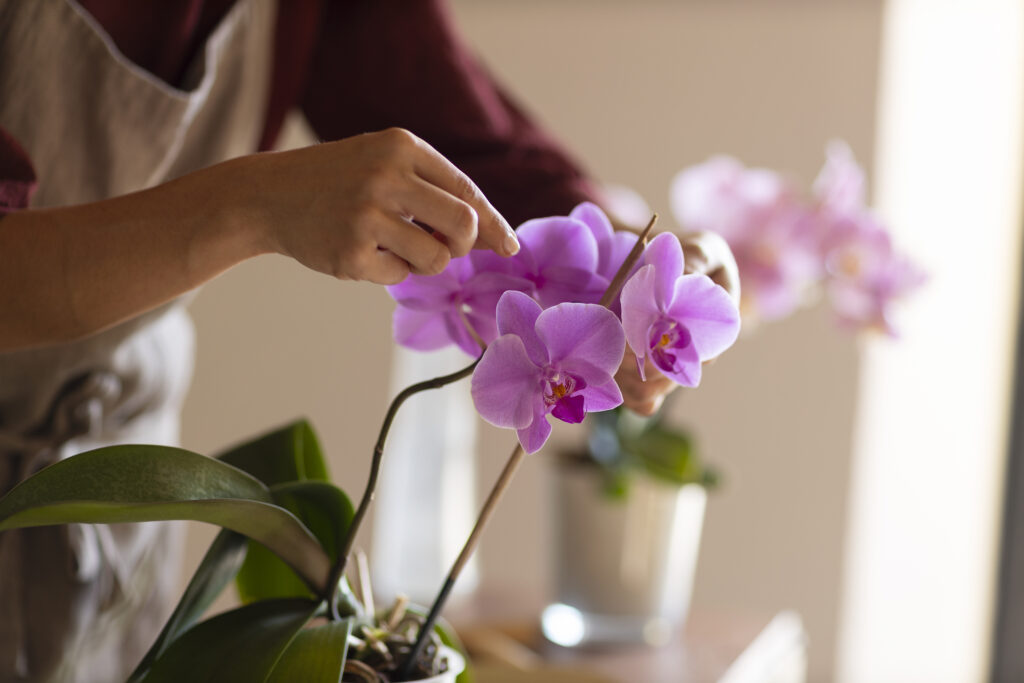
[0,128,519,352]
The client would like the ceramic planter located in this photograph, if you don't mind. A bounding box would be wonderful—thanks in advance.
[407,646,466,683]
[543,461,707,647]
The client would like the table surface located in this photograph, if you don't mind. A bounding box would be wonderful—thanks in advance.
[448,593,808,683]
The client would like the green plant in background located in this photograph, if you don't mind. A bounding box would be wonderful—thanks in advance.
[584,407,720,500]
[0,419,470,683]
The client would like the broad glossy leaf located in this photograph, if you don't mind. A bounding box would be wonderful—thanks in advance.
[0,445,331,590]
[217,419,329,485]
[128,530,248,682]
[139,598,320,683]
[236,481,361,616]
[266,620,352,683]
[270,481,352,561]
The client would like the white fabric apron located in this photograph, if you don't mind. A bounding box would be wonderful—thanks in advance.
[0,1,275,680]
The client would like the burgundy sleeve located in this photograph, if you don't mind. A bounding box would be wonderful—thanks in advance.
[0,126,36,215]
[300,0,599,227]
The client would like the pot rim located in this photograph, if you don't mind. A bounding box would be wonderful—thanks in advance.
[408,645,465,683]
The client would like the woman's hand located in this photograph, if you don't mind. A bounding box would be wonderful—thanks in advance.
[238,128,520,285]
[0,128,521,350]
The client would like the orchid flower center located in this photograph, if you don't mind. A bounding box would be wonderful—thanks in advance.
[838,248,863,277]
[648,319,693,373]
[543,371,587,424]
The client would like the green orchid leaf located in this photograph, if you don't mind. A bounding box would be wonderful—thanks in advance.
[266,620,353,683]
[217,418,329,486]
[128,530,248,682]
[236,541,314,604]
[236,481,362,618]
[269,481,352,561]
[139,598,321,683]
[0,445,331,591]
[621,424,707,487]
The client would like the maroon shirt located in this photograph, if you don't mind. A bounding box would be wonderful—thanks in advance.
[0,0,597,226]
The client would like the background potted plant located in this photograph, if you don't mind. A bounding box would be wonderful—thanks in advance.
[543,141,924,649]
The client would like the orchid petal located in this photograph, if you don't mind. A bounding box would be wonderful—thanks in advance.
[551,394,586,424]
[664,274,742,360]
[495,291,547,366]
[535,266,607,307]
[579,378,624,413]
[386,270,458,311]
[462,272,533,312]
[619,265,662,364]
[557,357,617,390]
[535,303,625,374]
[649,331,703,387]
[643,233,685,310]
[392,308,452,351]
[814,140,866,215]
[517,217,599,274]
[471,335,542,429]
[603,231,640,281]
[570,202,615,245]
[517,408,552,455]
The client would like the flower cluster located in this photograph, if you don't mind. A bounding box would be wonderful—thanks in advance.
[387,203,742,454]
[669,141,924,334]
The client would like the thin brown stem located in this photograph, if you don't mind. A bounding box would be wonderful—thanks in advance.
[457,306,487,351]
[327,356,481,618]
[599,213,658,308]
[399,443,526,678]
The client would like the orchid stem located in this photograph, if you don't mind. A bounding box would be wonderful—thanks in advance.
[457,307,487,352]
[399,443,526,679]
[327,355,481,618]
[599,213,658,308]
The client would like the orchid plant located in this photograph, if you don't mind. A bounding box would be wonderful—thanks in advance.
[0,202,741,682]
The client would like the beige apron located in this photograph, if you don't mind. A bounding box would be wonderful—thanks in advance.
[0,0,275,680]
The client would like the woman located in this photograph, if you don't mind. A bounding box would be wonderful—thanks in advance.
[0,1,734,680]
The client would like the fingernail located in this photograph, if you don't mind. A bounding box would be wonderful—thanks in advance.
[503,225,520,255]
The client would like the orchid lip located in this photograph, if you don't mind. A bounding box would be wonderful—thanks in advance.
[648,319,694,374]
[648,319,692,353]
[542,371,588,424]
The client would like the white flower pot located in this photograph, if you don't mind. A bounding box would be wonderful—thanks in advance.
[543,462,707,647]
[410,646,466,683]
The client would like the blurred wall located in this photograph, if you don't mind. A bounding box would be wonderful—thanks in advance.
[180,2,883,680]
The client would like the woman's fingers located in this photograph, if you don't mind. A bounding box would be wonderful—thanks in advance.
[406,132,520,256]
[254,128,519,285]
[680,231,740,303]
[394,176,479,258]
[376,214,452,277]
[615,353,676,415]
[368,248,412,286]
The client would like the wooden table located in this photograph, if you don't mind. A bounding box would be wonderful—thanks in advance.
[449,594,807,683]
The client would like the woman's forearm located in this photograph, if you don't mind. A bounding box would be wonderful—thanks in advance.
[0,158,263,351]
[0,129,518,352]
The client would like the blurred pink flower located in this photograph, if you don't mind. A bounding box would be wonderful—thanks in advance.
[670,157,821,320]
[813,142,925,335]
